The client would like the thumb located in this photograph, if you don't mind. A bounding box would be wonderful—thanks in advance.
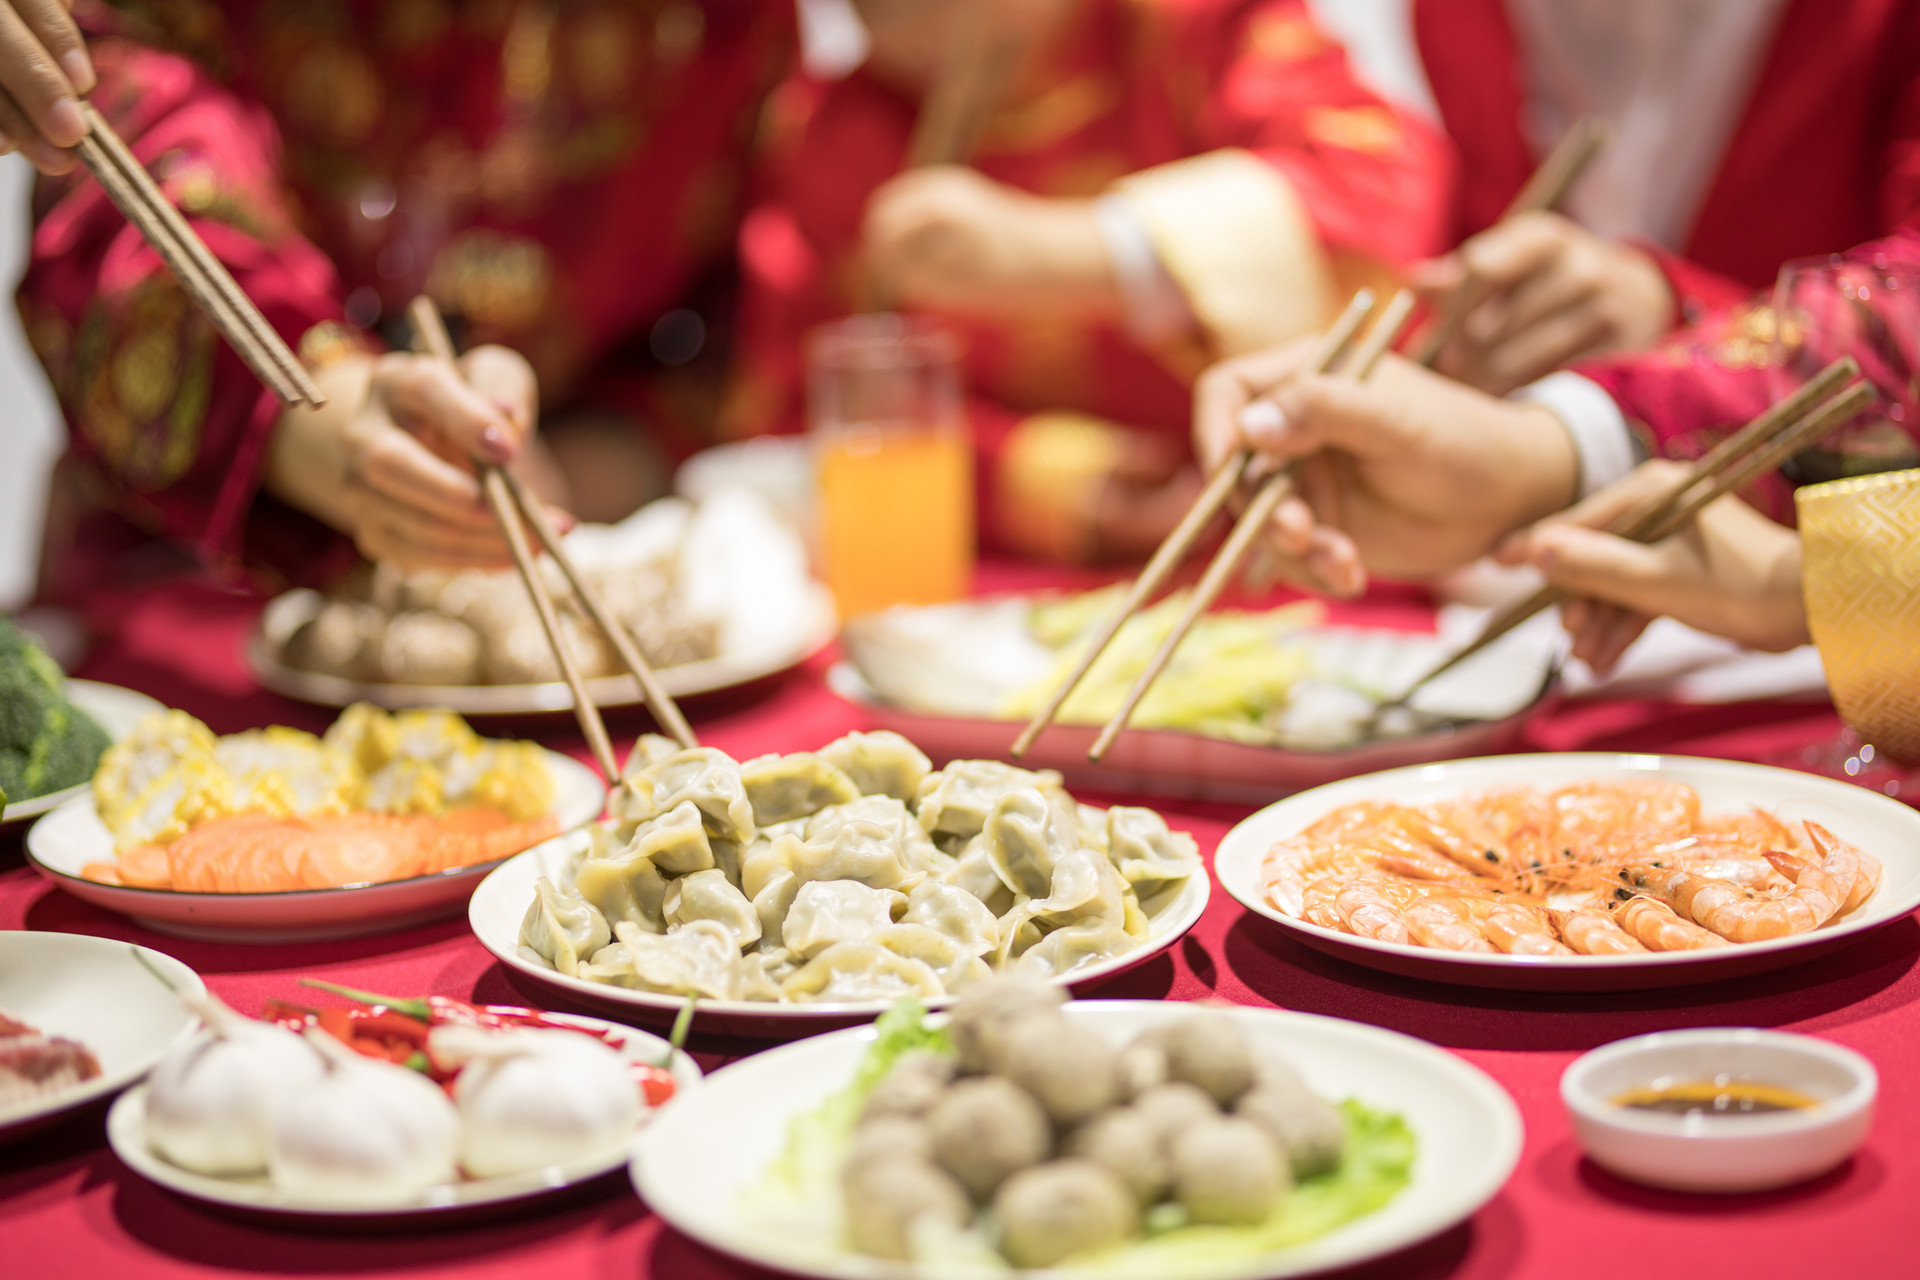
[1248,374,1408,463]
[1406,254,1465,295]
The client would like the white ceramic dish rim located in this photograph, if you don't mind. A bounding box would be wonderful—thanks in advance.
[1559,1027,1879,1138]
[249,583,837,713]
[1,681,168,825]
[469,827,1212,1021]
[24,747,604,904]
[105,1010,700,1217]
[1214,752,1920,973]
[0,934,206,1132]
[630,1000,1525,1280]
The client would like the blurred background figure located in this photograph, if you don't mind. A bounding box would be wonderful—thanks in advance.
[16,0,793,618]
[724,0,1451,564]
[1409,0,1920,394]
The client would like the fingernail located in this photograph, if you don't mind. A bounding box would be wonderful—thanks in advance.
[481,425,515,461]
[492,398,525,428]
[46,98,84,148]
[1237,400,1285,436]
[553,511,578,534]
[60,52,96,95]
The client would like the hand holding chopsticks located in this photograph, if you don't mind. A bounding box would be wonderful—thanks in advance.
[407,297,698,786]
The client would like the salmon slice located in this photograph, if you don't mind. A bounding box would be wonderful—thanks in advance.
[80,861,125,886]
[113,843,174,889]
[167,814,294,893]
[292,814,431,889]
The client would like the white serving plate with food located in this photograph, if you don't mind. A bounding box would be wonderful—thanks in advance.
[0,931,204,1142]
[469,829,1211,1036]
[630,1001,1523,1280]
[23,750,604,943]
[107,1010,699,1225]
[1,681,166,829]
[1215,753,1920,991]
[249,582,837,715]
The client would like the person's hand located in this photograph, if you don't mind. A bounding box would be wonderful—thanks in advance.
[1192,342,1580,596]
[264,345,570,570]
[0,0,95,174]
[1411,212,1675,395]
[1088,436,1202,563]
[1492,459,1809,675]
[862,166,1117,318]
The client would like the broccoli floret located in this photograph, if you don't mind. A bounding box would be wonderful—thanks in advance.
[37,704,111,794]
[0,749,24,800]
[0,619,111,798]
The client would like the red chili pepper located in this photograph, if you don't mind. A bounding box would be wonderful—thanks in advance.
[635,1064,676,1107]
[317,1007,357,1043]
[352,1009,431,1046]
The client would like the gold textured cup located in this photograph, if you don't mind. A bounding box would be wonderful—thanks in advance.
[1798,468,1920,763]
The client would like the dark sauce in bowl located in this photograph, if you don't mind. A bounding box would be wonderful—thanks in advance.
[1612,1075,1819,1118]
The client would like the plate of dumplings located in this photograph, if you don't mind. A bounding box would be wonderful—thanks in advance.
[468,732,1210,1034]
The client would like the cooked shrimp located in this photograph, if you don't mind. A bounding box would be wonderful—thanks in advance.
[1800,823,1862,910]
[1263,838,1369,919]
[1552,778,1700,843]
[1480,902,1573,955]
[1331,874,1421,944]
[1616,897,1732,951]
[1403,896,1495,952]
[1552,907,1648,955]
[1844,849,1883,916]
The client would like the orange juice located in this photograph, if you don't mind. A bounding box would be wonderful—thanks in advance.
[815,420,974,618]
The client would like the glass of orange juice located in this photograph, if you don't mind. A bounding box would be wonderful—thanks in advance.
[808,315,975,619]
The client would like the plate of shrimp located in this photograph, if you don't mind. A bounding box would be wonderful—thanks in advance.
[1215,754,1920,990]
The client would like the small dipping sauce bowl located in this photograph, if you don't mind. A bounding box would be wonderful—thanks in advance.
[1561,1028,1876,1193]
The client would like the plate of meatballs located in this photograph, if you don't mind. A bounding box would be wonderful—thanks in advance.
[631,979,1521,1278]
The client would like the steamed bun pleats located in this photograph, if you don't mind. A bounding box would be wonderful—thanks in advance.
[267,1030,461,1203]
[430,1026,640,1177]
[145,992,326,1176]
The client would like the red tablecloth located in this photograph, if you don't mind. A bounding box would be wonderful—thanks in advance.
[3,567,1913,1280]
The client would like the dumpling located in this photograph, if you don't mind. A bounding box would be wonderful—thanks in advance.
[780,941,945,1003]
[740,837,790,901]
[1076,804,1111,855]
[593,920,737,999]
[820,731,932,802]
[903,880,1001,958]
[782,820,922,893]
[518,878,611,977]
[983,788,1080,898]
[994,911,1046,969]
[1014,922,1138,978]
[871,924,991,992]
[942,836,1015,916]
[1025,849,1129,930]
[626,800,716,875]
[1106,807,1201,885]
[571,832,669,934]
[915,760,1060,840]
[622,748,755,844]
[807,796,952,877]
[751,865,801,950]
[740,752,860,825]
[624,733,682,776]
[663,868,761,950]
[782,880,906,959]
[733,948,799,1002]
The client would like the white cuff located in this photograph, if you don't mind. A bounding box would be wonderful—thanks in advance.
[1512,372,1638,497]
[796,0,869,79]
[1094,196,1195,346]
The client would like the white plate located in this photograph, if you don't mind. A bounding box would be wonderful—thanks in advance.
[248,583,837,715]
[1,681,167,829]
[0,931,204,1142]
[107,1011,701,1226]
[469,829,1211,1036]
[1216,753,1920,991]
[631,1001,1523,1280]
[24,750,605,943]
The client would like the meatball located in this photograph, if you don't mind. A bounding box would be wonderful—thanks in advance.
[849,1114,934,1168]
[946,976,1067,1075]
[376,612,483,685]
[1131,1081,1220,1157]
[1235,1064,1346,1179]
[995,1017,1121,1129]
[1116,1038,1169,1100]
[842,1155,970,1261]
[282,602,384,680]
[1063,1106,1170,1204]
[1170,1117,1289,1226]
[862,1050,956,1123]
[993,1159,1139,1268]
[927,1077,1051,1199]
[1144,1014,1256,1107]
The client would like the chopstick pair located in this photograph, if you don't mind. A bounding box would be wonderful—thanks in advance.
[74,102,324,408]
[1373,357,1873,712]
[1011,117,1611,761]
[406,298,698,786]
[906,6,1025,169]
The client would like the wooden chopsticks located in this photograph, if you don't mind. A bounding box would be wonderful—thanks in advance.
[1007,290,1378,758]
[75,103,324,408]
[406,298,698,786]
[1379,357,1871,709]
[1083,293,1420,761]
[1011,118,1608,760]
[907,6,1024,169]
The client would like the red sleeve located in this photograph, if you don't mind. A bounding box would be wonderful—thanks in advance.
[18,36,346,580]
[1186,0,1455,267]
[1572,226,1920,522]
